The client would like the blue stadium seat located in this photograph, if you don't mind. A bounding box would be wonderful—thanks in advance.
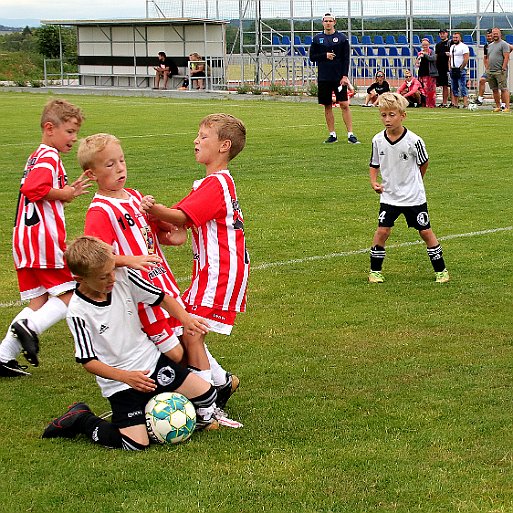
[272,35,281,45]
[480,35,486,45]
[361,35,372,46]
[397,34,408,45]
[294,35,301,46]
[385,35,396,45]
[506,34,513,44]
[374,35,384,45]
[463,34,475,45]
[377,46,387,56]
[400,46,411,69]
[423,35,434,44]
[282,35,291,45]
[412,35,421,45]
[304,35,312,46]
[388,47,403,77]
[351,35,359,45]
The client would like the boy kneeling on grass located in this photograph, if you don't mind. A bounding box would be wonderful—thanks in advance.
[42,236,220,450]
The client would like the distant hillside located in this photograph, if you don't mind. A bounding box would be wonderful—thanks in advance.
[0,19,40,30]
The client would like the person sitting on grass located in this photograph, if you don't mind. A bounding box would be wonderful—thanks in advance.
[397,69,425,107]
[362,71,390,107]
[42,236,220,451]
[367,92,449,284]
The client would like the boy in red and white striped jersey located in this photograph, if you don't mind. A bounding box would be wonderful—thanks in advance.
[78,132,240,413]
[140,114,249,408]
[0,99,91,377]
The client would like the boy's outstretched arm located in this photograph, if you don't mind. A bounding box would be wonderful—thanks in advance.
[83,359,157,393]
[420,161,429,178]
[140,195,189,226]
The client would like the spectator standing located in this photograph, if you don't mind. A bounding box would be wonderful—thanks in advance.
[309,12,360,144]
[416,38,438,107]
[435,28,452,107]
[449,32,470,108]
[487,28,511,112]
[474,29,494,105]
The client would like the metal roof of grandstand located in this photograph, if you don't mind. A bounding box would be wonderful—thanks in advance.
[41,18,228,26]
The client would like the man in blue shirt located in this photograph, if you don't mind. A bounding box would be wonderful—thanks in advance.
[309,13,360,144]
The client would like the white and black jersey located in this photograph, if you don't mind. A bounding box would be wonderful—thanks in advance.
[67,267,165,398]
[370,128,428,207]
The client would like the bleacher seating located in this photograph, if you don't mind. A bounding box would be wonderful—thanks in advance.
[361,35,372,46]
[463,34,475,45]
[304,35,312,46]
[385,35,396,45]
[397,35,408,45]
[374,35,384,45]
[351,35,359,45]
[505,34,513,44]
[422,35,434,44]
[272,35,281,45]
[412,35,421,45]
[480,35,486,45]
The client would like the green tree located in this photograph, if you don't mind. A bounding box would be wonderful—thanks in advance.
[37,25,62,58]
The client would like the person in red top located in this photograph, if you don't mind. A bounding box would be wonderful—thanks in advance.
[397,69,425,107]
[140,114,249,407]
[0,99,90,377]
[78,133,239,414]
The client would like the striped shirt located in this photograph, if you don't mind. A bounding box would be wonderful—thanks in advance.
[13,144,68,269]
[175,170,249,312]
[84,189,183,327]
[68,267,164,398]
[370,128,429,207]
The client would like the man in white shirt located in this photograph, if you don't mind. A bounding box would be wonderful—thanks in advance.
[449,32,470,108]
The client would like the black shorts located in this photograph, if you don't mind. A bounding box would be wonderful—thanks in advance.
[318,81,348,106]
[436,72,449,87]
[108,354,190,429]
[378,202,431,231]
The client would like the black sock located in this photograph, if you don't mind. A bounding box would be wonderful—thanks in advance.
[370,245,385,271]
[427,244,446,272]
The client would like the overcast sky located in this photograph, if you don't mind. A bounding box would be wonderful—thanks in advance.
[1,0,146,22]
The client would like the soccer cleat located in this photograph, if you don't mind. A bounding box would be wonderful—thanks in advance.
[323,135,338,144]
[215,373,240,410]
[214,407,244,428]
[42,402,92,439]
[195,417,220,431]
[473,99,483,106]
[493,107,502,112]
[11,319,39,367]
[368,271,385,283]
[0,359,31,377]
[435,269,450,283]
[502,108,510,113]
[348,134,361,144]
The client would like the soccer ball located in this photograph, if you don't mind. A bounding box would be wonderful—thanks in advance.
[468,103,478,111]
[145,392,196,444]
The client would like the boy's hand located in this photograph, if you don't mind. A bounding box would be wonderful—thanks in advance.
[183,316,210,337]
[125,254,162,271]
[123,369,157,392]
[70,172,92,198]
[371,182,384,194]
[140,195,155,214]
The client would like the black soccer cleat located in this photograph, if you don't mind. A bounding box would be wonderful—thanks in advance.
[215,373,240,410]
[0,359,31,377]
[11,319,40,367]
[42,402,93,439]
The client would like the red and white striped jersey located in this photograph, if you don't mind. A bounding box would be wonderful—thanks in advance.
[84,189,182,326]
[13,144,69,269]
[175,170,250,312]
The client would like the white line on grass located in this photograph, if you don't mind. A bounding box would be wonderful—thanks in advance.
[0,226,510,308]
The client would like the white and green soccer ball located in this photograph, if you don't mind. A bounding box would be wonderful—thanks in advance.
[145,392,196,444]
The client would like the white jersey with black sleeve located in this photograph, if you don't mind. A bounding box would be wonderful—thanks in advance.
[67,267,165,398]
[370,128,428,207]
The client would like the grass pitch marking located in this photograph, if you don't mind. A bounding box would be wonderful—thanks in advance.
[0,226,510,308]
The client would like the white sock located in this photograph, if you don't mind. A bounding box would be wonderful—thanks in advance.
[204,345,227,386]
[501,102,506,109]
[197,405,215,421]
[0,307,33,362]
[478,96,483,102]
[330,131,336,137]
[26,296,68,335]
[189,368,213,385]
[348,132,354,137]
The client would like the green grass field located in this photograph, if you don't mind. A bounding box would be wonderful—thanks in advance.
[0,91,512,513]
